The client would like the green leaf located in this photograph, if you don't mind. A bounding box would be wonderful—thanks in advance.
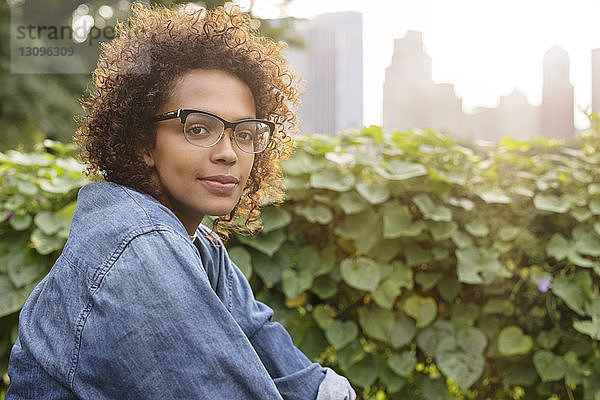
[533,193,571,213]
[375,160,427,181]
[498,226,520,241]
[260,207,292,233]
[457,327,487,355]
[358,306,395,342]
[0,282,37,318]
[9,214,32,231]
[435,336,484,390]
[537,330,560,350]
[228,246,252,280]
[345,354,378,388]
[378,365,407,393]
[465,218,489,237]
[237,229,286,256]
[340,257,381,292]
[312,304,336,330]
[476,188,511,204]
[417,320,454,356]
[325,320,359,349]
[389,311,417,349]
[252,252,282,287]
[415,272,443,291]
[17,181,38,196]
[355,181,390,204]
[573,320,599,339]
[402,295,437,328]
[498,326,533,356]
[456,246,507,285]
[382,204,425,238]
[413,194,452,222]
[297,204,333,224]
[551,271,593,316]
[533,350,566,382]
[337,340,366,370]
[34,211,60,235]
[30,229,65,255]
[546,233,570,261]
[372,279,401,309]
[387,351,416,377]
[437,278,461,302]
[310,169,355,192]
[337,191,368,214]
[281,268,312,299]
[310,275,338,299]
[428,221,457,241]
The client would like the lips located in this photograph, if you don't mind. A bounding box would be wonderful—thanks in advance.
[198,175,239,194]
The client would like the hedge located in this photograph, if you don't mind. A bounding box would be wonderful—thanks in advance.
[2,121,600,399]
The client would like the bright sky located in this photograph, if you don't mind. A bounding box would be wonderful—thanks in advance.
[248,0,600,130]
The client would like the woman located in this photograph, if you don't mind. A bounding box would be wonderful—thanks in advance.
[6,3,355,399]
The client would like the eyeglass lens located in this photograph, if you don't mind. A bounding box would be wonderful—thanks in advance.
[184,112,270,153]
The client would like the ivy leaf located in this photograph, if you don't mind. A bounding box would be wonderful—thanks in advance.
[534,193,571,213]
[465,218,489,237]
[387,351,416,377]
[237,229,286,256]
[312,304,336,330]
[340,257,381,292]
[456,246,507,285]
[345,355,378,388]
[355,181,390,204]
[402,295,437,328]
[337,191,368,214]
[533,350,566,382]
[413,194,452,222]
[498,326,533,356]
[417,320,454,356]
[372,279,401,310]
[337,340,366,371]
[389,311,417,349]
[546,233,571,261]
[358,305,395,342]
[325,320,359,349]
[551,271,593,316]
[310,169,355,192]
[260,207,292,233]
[375,160,427,181]
[435,336,484,390]
[228,246,252,280]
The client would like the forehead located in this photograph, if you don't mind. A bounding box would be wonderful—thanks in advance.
[162,69,256,120]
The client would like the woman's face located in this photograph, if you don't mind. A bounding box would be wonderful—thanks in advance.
[146,69,256,235]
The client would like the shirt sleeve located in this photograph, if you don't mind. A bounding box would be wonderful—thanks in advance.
[215,241,356,400]
[72,230,284,399]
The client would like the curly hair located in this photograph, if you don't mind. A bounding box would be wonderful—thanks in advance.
[75,3,298,239]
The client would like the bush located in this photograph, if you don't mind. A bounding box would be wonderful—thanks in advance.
[2,124,600,399]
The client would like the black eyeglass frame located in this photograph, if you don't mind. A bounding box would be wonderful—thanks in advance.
[154,109,275,154]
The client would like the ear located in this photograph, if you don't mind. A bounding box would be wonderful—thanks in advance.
[140,148,155,168]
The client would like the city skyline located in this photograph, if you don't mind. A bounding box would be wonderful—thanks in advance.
[383,31,579,142]
[247,0,600,130]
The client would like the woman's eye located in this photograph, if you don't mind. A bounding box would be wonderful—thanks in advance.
[235,130,254,142]
[187,125,209,136]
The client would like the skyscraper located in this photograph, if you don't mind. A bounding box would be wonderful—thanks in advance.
[541,45,574,139]
[383,31,463,138]
[285,12,363,135]
[593,48,600,115]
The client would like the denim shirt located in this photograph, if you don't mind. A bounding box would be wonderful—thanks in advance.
[7,182,355,400]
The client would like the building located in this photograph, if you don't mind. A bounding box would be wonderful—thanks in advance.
[285,12,363,135]
[383,31,463,139]
[593,48,600,114]
[541,45,574,139]
[383,31,575,142]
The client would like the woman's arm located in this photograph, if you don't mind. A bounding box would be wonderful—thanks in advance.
[72,230,284,399]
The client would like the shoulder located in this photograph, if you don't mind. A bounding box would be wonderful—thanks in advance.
[62,182,191,275]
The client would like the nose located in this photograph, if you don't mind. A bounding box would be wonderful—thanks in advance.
[210,129,238,164]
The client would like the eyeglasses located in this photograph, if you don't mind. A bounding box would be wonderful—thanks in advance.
[154,109,274,154]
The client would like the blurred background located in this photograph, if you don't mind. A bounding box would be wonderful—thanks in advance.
[2,0,600,152]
